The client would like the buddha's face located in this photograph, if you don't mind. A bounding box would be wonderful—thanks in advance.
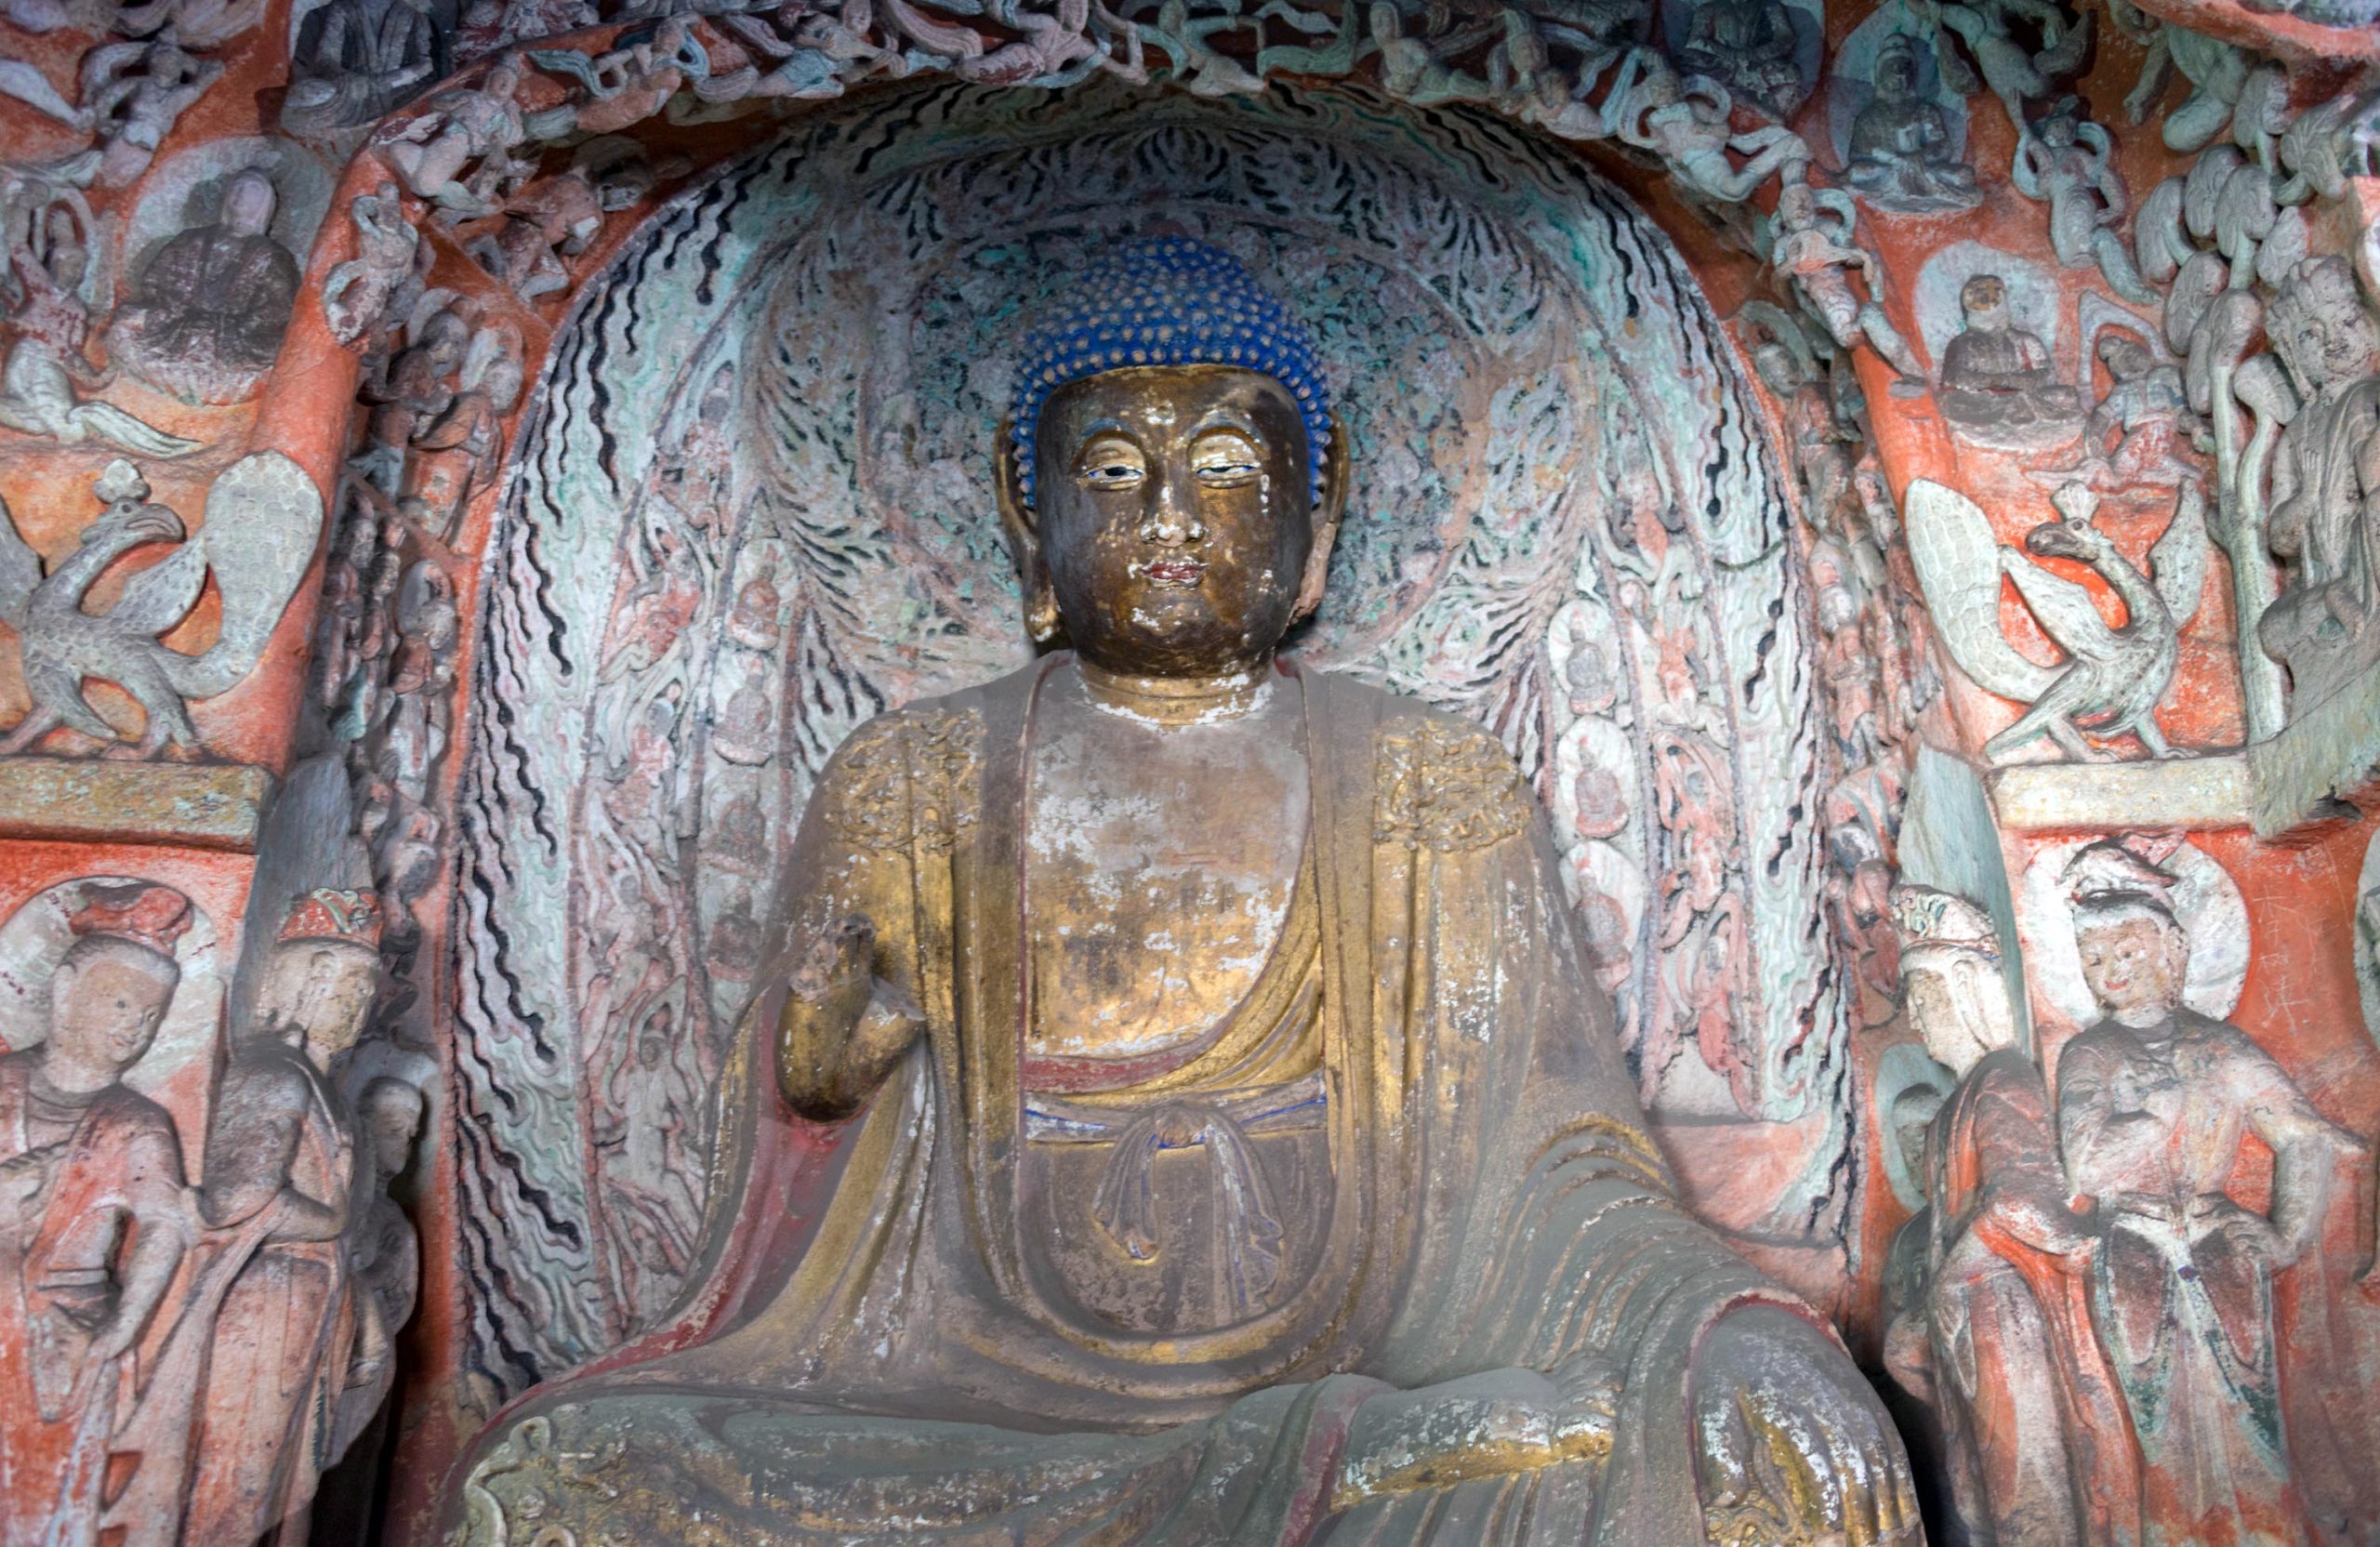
[1875,49,1916,99]
[1030,365,1317,677]
[225,172,275,237]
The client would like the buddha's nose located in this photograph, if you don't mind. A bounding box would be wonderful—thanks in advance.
[1142,474,1206,546]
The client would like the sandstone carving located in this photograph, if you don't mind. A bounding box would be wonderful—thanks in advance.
[1906,479,2206,764]
[1914,0,2089,129]
[1769,182,1926,394]
[2055,840,2358,1543]
[2061,331,2199,490]
[282,0,443,135]
[0,237,198,457]
[0,454,324,757]
[321,182,425,348]
[0,882,192,1545]
[1845,32,1979,214]
[1881,884,2135,1547]
[3,4,2376,1541]
[2013,97,2155,304]
[378,58,527,215]
[1936,271,2082,449]
[2257,257,2380,720]
[82,37,225,190]
[182,888,390,1543]
[446,233,1921,1547]
[1674,0,1808,120]
[106,165,301,404]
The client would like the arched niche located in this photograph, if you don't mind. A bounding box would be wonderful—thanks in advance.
[443,77,1844,1394]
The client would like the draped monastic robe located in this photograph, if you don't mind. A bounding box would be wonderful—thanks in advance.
[450,659,1822,1545]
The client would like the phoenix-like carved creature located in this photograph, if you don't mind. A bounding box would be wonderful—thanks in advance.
[0,453,323,756]
[1908,478,2208,763]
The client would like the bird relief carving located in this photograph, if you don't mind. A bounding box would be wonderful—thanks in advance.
[0,453,324,757]
[1907,477,2209,765]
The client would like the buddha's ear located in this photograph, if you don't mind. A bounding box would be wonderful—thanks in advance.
[995,421,1062,645]
[1291,414,1350,623]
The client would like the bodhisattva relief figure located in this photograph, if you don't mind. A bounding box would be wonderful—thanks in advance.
[2255,256,2380,715]
[2056,840,2358,1546]
[1937,272,2082,447]
[183,888,387,1545]
[0,883,192,1543]
[449,238,1919,1546]
[1879,886,2135,1547]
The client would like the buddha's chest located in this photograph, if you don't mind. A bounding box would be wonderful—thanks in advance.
[1021,680,1306,1068]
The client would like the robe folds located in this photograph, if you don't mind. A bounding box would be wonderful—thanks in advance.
[449,659,1818,1546]
[1913,1048,2138,1547]
[0,1054,189,1547]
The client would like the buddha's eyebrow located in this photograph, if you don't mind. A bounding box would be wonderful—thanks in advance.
[1191,410,1263,441]
[1077,417,1136,440]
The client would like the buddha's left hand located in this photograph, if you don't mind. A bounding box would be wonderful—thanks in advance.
[1690,1304,1919,1547]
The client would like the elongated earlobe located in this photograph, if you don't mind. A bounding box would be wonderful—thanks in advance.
[995,423,1064,645]
[1291,416,1351,622]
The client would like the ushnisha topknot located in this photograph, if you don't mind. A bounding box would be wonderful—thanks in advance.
[1010,236,1331,510]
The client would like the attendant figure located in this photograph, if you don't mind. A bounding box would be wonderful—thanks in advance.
[2056,840,2356,1546]
[0,882,193,1544]
[2072,334,2198,489]
[182,889,386,1545]
[1881,886,2136,1546]
[2256,257,2380,715]
[331,1076,424,1459]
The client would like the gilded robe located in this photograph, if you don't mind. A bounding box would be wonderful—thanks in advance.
[451,660,1827,1545]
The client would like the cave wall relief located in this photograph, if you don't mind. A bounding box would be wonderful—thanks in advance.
[0,0,2373,1539]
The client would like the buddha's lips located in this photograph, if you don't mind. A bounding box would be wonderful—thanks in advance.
[1144,559,1206,587]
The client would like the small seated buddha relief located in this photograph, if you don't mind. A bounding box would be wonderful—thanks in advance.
[445,239,1918,1546]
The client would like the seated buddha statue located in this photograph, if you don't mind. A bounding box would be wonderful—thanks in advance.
[445,239,1917,1546]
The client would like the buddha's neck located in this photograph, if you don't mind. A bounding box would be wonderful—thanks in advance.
[1076,658,1275,728]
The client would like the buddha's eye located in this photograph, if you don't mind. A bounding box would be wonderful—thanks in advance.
[1074,437,1145,491]
[1192,430,1262,487]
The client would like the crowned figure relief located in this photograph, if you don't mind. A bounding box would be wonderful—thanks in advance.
[0,882,192,1543]
[2055,841,2358,1546]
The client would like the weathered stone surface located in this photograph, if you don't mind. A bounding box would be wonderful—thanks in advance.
[1990,751,2251,830]
[0,757,271,849]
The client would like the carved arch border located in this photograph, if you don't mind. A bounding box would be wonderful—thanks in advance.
[250,17,1878,1514]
